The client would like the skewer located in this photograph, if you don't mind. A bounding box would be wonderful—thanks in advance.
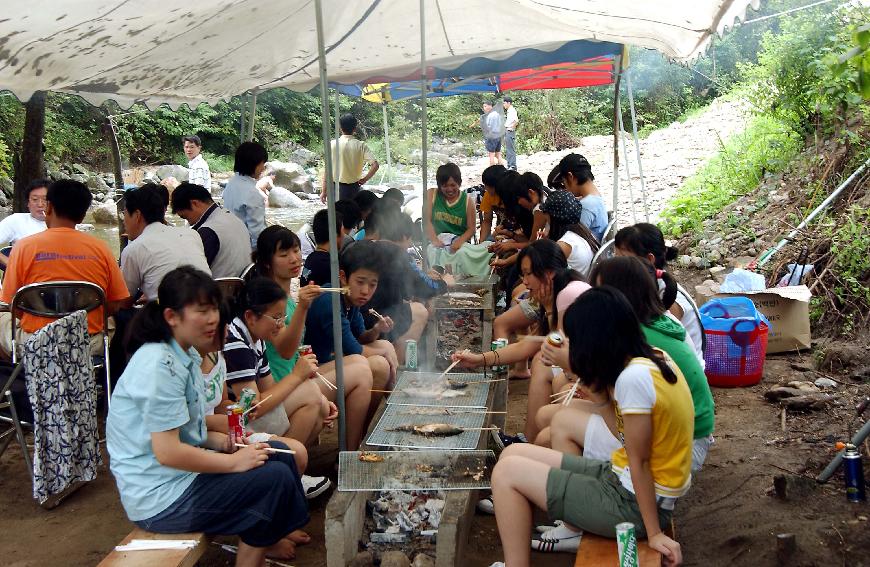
[243,394,273,415]
[319,287,349,294]
[370,388,393,393]
[460,377,507,385]
[438,349,470,380]
[368,308,387,322]
[562,380,580,406]
[315,372,337,390]
[234,442,296,454]
[516,335,546,342]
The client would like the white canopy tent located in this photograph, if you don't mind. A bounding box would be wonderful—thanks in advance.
[0,0,759,452]
[1,0,758,108]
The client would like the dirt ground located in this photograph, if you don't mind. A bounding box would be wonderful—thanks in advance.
[2,349,868,566]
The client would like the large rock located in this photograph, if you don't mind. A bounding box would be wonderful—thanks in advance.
[268,186,305,208]
[292,147,317,165]
[266,161,306,187]
[87,174,111,194]
[71,163,90,175]
[288,176,315,194]
[92,199,118,225]
[380,551,410,567]
[409,149,450,165]
[156,164,189,182]
[0,177,12,198]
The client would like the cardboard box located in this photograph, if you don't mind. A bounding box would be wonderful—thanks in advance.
[694,285,812,354]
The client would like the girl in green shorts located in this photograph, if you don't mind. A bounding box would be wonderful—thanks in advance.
[489,286,692,567]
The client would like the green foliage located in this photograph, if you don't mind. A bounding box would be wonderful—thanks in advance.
[0,138,11,177]
[828,21,870,99]
[826,206,870,309]
[659,115,801,237]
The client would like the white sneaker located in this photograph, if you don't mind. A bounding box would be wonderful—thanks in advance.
[535,519,565,534]
[531,524,582,553]
[477,494,494,514]
[301,475,331,499]
[489,563,505,567]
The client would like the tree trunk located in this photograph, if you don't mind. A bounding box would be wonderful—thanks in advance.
[13,91,47,213]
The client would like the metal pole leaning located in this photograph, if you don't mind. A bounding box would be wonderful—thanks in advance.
[383,103,392,181]
[626,72,650,222]
[419,0,429,269]
[246,89,257,142]
[611,52,623,220]
[617,104,637,224]
[315,0,347,452]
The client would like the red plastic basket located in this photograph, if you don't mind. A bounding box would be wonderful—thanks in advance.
[703,320,769,387]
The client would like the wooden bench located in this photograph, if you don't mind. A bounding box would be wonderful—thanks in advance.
[98,528,209,567]
[573,533,662,566]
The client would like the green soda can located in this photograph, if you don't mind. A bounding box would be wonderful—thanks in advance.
[238,388,257,425]
[616,522,639,567]
[405,340,418,370]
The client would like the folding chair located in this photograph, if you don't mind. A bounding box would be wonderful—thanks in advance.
[601,217,618,245]
[239,262,256,280]
[0,363,31,472]
[0,245,12,283]
[10,281,112,408]
[589,238,616,272]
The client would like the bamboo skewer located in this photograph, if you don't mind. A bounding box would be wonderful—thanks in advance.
[320,287,349,294]
[370,388,393,393]
[516,335,546,342]
[234,442,296,454]
[315,372,336,390]
[562,380,580,406]
[438,349,470,380]
[460,377,507,386]
[368,308,387,322]
[243,394,273,415]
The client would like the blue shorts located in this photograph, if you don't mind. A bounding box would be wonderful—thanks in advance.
[484,138,502,152]
[135,441,309,547]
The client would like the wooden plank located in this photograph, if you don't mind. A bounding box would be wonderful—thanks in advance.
[574,533,662,566]
[97,528,208,567]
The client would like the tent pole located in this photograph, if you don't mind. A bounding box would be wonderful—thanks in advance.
[382,102,392,183]
[611,52,623,224]
[617,103,637,224]
[246,89,257,142]
[239,93,247,144]
[419,0,429,270]
[315,0,347,452]
[334,89,342,198]
[625,72,650,222]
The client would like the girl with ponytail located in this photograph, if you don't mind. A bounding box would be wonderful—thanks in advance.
[108,266,310,566]
[615,222,704,361]
[489,286,691,563]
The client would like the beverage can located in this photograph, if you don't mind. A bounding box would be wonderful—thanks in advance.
[493,338,509,372]
[297,344,314,357]
[238,387,257,425]
[616,522,639,567]
[844,444,866,502]
[227,404,245,446]
[405,340,418,370]
[543,332,563,366]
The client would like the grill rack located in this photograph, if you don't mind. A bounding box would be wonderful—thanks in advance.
[386,371,490,408]
[366,402,487,450]
[338,450,496,491]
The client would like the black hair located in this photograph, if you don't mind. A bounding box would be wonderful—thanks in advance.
[589,256,674,324]
[614,223,679,269]
[481,164,507,189]
[436,163,462,188]
[383,187,405,207]
[252,225,301,279]
[353,190,379,217]
[233,141,268,177]
[236,277,287,319]
[26,178,50,200]
[339,113,358,134]
[495,170,536,237]
[153,184,170,211]
[548,219,600,254]
[182,135,202,147]
[558,153,595,185]
[564,286,678,393]
[335,199,362,230]
[125,266,221,355]
[125,184,166,224]
[171,182,213,213]
[516,239,581,333]
[312,208,343,245]
[46,180,92,222]
[340,239,383,277]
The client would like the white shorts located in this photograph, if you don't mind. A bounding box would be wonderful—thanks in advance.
[692,435,714,472]
[582,413,621,462]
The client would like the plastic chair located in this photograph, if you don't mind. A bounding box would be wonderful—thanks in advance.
[10,281,112,408]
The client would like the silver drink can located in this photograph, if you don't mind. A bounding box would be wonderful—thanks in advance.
[616,522,639,567]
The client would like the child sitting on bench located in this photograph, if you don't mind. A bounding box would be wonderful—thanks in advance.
[107,266,309,567]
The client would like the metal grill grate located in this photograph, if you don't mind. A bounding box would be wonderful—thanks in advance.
[387,371,490,408]
[338,450,496,491]
[366,402,488,449]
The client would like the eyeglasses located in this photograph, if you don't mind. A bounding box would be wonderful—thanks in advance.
[28,197,47,204]
[262,313,285,326]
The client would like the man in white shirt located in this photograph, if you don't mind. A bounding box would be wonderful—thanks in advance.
[503,97,519,171]
[0,178,49,268]
[120,184,210,301]
[161,134,211,193]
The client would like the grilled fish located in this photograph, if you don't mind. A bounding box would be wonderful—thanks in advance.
[390,423,465,437]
